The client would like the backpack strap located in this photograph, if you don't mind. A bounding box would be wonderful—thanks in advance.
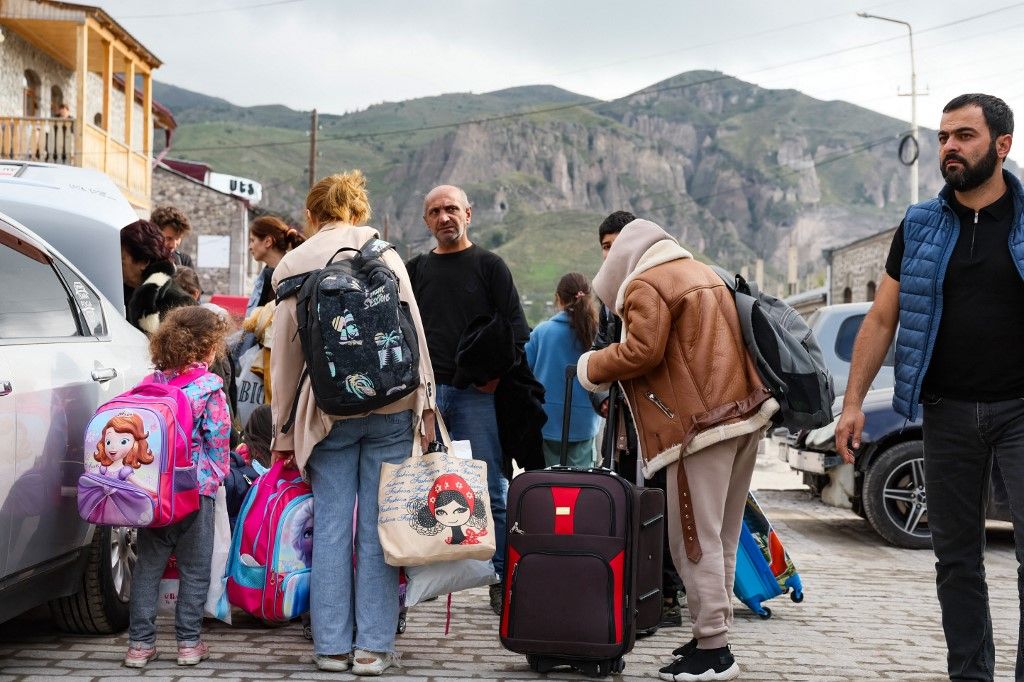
[358,237,395,261]
[279,367,308,435]
[275,272,309,303]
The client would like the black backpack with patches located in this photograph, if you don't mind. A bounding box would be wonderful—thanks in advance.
[276,238,419,433]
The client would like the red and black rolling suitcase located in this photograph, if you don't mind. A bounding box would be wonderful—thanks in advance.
[499,366,664,677]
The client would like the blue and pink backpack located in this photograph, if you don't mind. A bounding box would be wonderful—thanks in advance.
[226,459,314,622]
[77,369,204,528]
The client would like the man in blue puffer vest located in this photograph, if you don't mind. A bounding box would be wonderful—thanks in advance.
[836,93,1024,682]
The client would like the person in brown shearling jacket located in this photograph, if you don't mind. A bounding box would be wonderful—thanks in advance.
[577,218,778,682]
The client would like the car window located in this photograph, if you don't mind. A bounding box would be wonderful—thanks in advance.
[835,313,895,366]
[53,260,107,336]
[835,315,865,362]
[0,238,80,339]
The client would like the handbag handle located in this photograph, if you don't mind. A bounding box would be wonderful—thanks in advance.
[418,411,454,456]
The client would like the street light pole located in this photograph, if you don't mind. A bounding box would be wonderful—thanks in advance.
[857,12,919,204]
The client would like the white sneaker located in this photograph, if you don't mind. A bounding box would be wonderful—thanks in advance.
[352,648,395,676]
[314,653,351,672]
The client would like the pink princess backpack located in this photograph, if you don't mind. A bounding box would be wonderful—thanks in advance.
[77,369,204,527]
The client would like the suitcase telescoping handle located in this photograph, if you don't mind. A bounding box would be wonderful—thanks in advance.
[560,365,576,467]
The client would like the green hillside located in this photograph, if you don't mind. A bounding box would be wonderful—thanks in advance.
[156,70,949,302]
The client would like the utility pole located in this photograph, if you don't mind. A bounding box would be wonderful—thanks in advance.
[308,108,318,189]
[857,12,921,204]
[382,213,389,241]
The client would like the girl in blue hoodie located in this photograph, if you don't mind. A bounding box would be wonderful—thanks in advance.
[526,272,601,467]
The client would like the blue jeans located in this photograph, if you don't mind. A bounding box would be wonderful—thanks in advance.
[128,496,214,648]
[305,411,413,656]
[922,395,1024,681]
[435,384,507,579]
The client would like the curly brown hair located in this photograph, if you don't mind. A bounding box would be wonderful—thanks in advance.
[149,306,229,371]
[150,205,192,236]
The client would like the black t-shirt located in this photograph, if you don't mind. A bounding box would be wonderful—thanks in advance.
[406,244,530,385]
[885,189,1024,400]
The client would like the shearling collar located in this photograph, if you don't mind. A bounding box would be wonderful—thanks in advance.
[612,239,692,315]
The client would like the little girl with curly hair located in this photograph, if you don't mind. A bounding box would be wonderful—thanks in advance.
[124,305,231,670]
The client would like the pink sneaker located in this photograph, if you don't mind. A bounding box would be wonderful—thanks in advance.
[177,641,210,666]
[123,646,158,668]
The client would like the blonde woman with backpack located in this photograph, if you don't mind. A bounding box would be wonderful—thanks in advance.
[269,171,435,675]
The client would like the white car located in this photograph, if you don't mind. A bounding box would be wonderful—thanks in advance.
[0,162,152,632]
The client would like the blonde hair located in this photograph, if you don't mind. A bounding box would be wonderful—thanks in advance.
[305,171,371,232]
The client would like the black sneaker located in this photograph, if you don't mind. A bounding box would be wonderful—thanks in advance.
[488,583,503,616]
[658,646,739,681]
[671,638,697,658]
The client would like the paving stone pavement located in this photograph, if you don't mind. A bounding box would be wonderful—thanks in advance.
[0,485,1018,681]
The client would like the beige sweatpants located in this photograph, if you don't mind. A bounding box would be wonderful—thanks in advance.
[665,431,760,649]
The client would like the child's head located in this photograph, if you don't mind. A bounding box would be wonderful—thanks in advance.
[172,266,202,302]
[149,306,229,372]
[556,272,597,350]
[94,413,154,468]
[242,405,273,468]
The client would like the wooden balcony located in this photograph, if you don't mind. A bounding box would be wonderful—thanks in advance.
[0,116,150,207]
[0,116,75,165]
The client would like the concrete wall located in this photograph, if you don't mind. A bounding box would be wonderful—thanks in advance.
[152,165,250,296]
[830,228,896,304]
[1,28,145,147]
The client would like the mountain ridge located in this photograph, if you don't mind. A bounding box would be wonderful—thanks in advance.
[156,71,955,322]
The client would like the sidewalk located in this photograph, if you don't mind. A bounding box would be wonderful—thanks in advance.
[0,449,1019,681]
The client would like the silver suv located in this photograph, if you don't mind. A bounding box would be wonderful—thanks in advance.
[0,162,151,632]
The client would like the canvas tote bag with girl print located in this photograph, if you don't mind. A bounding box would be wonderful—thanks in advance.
[378,415,495,566]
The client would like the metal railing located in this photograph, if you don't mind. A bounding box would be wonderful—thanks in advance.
[0,116,75,164]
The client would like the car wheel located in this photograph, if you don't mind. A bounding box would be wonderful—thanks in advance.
[862,441,932,549]
[50,526,136,633]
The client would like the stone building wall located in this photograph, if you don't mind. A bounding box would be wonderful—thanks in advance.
[1,28,145,147]
[152,165,250,296]
[0,29,74,117]
[830,228,897,304]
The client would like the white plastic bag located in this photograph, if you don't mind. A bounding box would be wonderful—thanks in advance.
[404,559,497,607]
[155,488,232,623]
[205,486,232,623]
[235,344,265,427]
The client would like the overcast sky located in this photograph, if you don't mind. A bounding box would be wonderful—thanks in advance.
[90,0,1024,141]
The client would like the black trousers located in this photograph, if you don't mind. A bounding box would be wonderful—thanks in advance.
[922,395,1024,681]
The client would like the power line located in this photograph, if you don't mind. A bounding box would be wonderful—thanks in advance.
[645,133,904,214]
[167,3,1024,155]
[537,0,910,80]
[120,0,311,19]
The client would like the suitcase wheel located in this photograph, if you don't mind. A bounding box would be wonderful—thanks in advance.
[396,609,407,634]
[574,658,622,678]
[526,655,557,674]
[791,589,804,603]
[757,606,772,620]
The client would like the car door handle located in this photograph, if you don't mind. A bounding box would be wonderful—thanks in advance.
[0,380,11,396]
[91,367,118,383]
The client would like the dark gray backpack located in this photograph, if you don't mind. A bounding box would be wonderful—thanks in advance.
[276,238,419,433]
[712,266,835,431]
